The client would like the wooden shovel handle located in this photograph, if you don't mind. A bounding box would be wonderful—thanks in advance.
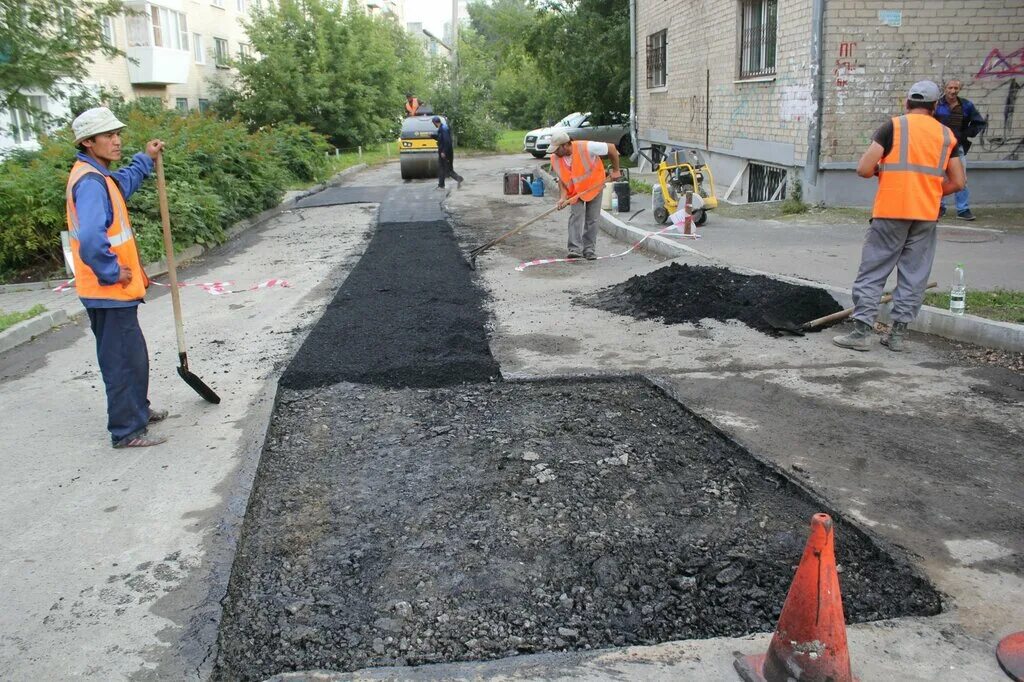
[804,281,938,329]
[155,152,188,356]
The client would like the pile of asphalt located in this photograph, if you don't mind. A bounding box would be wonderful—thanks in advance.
[214,379,940,681]
[280,219,499,389]
[584,263,845,335]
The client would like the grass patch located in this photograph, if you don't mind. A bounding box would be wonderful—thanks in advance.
[493,129,528,155]
[0,304,46,332]
[924,289,1024,323]
[630,178,653,195]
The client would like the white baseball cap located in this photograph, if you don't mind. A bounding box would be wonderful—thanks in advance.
[72,107,126,145]
[548,130,571,153]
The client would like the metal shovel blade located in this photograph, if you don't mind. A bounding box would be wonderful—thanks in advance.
[178,353,221,404]
[762,312,806,336]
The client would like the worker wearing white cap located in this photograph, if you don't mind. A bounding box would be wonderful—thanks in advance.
[67,106,169,448]
[548,130,621,260]
[834,81,965,353]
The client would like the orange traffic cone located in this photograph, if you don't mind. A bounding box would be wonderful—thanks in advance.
[734,513,857,682]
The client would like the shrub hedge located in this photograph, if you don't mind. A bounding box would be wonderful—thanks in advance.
[0,104,331,278]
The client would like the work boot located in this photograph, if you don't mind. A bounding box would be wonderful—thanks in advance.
[832,319,873,351]
[567,251,583,259]
[113,429,168,449]
[148,408,169,423]
[938,205,946,219]
[881,321,909,352]
[957,209,976,221]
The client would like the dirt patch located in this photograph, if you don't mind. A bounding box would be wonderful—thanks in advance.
[214,379,940,681]
[581,263,844,336]
[280,219,499,389]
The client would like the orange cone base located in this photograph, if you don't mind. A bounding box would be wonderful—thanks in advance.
[998,631,1024,681]
[734,653,859,682]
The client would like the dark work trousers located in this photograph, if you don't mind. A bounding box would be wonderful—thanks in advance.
[86,305,151,444]
[437,154,464,188]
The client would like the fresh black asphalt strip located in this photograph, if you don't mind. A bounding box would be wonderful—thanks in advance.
[214,184,942,680]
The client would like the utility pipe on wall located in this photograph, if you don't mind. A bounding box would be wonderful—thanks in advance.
[629,0,638,159]
[804,0,825,189]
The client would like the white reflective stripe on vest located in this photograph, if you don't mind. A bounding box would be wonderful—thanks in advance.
[66,224,134,247]
[878,116,951,177]
[570,147,602,187]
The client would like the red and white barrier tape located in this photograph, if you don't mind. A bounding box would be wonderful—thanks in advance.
[516,213,699,272]
[54,277,290,296]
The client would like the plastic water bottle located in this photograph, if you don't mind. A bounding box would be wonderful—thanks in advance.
[611,193,618,211]
[949,263,966,316]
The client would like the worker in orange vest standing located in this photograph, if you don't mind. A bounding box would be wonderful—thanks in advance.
[834,81,965,352]
[67,107,169,448]
[405,93,420,117]
[549,130,621,260]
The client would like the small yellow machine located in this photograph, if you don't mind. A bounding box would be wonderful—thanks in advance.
[644,147,718,226]
[399,114,445,180]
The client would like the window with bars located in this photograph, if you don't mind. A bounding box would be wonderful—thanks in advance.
[646,30,667,88]
[739,0,777,79]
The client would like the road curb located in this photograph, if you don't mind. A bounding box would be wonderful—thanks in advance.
[0,309,69,355]
[0,164,369,355]
[599,210,1024,353]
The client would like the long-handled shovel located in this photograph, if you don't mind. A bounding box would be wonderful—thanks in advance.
[155,152,221,404]
[764,281,938,336]
[468,179,617,270]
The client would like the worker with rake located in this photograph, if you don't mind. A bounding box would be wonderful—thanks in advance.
[549,131,621,260]
[67,107,169,448]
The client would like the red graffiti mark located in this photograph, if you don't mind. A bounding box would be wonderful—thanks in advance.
[976,46,1024,79]
[839,42,857,58]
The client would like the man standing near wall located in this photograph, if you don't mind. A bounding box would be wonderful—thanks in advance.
[68,107,169,448]
[549,131,621,260]
[833,81,965,353]
[933,79,986,221]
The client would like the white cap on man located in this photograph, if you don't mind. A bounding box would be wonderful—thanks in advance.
[548,131,571,153]
[72,107,126,145]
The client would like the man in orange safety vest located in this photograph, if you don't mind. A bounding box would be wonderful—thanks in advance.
[833,81,965,353]
[549,130,621,260]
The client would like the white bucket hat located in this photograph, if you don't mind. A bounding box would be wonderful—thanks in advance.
[72,107,126,145]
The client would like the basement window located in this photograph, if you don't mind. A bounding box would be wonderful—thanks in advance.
[739,0,777,79]
[646,30,667,88]
[747,162,787,202]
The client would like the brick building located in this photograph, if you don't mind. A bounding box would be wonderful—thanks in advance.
[634,0,1023,206]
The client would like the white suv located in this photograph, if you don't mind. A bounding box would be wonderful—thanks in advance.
[523,112,633,158]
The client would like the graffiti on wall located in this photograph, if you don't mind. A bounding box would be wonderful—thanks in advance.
[975,46,1024,80]
[833,42,865,88]
[977,78,1023,160]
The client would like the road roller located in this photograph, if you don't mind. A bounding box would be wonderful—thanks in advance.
[399,114,445,180]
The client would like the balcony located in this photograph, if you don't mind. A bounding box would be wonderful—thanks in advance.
[126,46,190,84]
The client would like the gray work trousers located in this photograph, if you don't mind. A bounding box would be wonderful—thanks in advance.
[567,189,603,256]
[851,218,938,325]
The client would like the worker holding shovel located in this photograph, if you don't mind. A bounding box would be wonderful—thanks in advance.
[549,131,621,260]
[67,107,168,448]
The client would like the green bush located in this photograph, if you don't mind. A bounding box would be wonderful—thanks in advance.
[0,107,332,277]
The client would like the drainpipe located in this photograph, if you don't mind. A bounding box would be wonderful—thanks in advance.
[629,0,638,160]
[803,0,825,191]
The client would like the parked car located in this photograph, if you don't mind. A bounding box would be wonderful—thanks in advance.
[523,112,633,158]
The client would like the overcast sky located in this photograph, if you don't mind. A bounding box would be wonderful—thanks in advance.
[404,0,469,37]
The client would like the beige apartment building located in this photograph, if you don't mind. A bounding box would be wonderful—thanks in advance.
[634,0,1024,206]
[1,0,405,155]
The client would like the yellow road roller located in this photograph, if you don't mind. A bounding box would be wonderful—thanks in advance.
[399,114,446,180]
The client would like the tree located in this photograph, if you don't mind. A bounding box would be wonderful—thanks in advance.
[218,0,429,147]
[529,0,629,119]
[0,0,124,128]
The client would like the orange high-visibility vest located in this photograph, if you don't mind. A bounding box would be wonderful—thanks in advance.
[873,114,955,221]
[65,161,147,301]
[405,97,420,116]
[553,141,607,202]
